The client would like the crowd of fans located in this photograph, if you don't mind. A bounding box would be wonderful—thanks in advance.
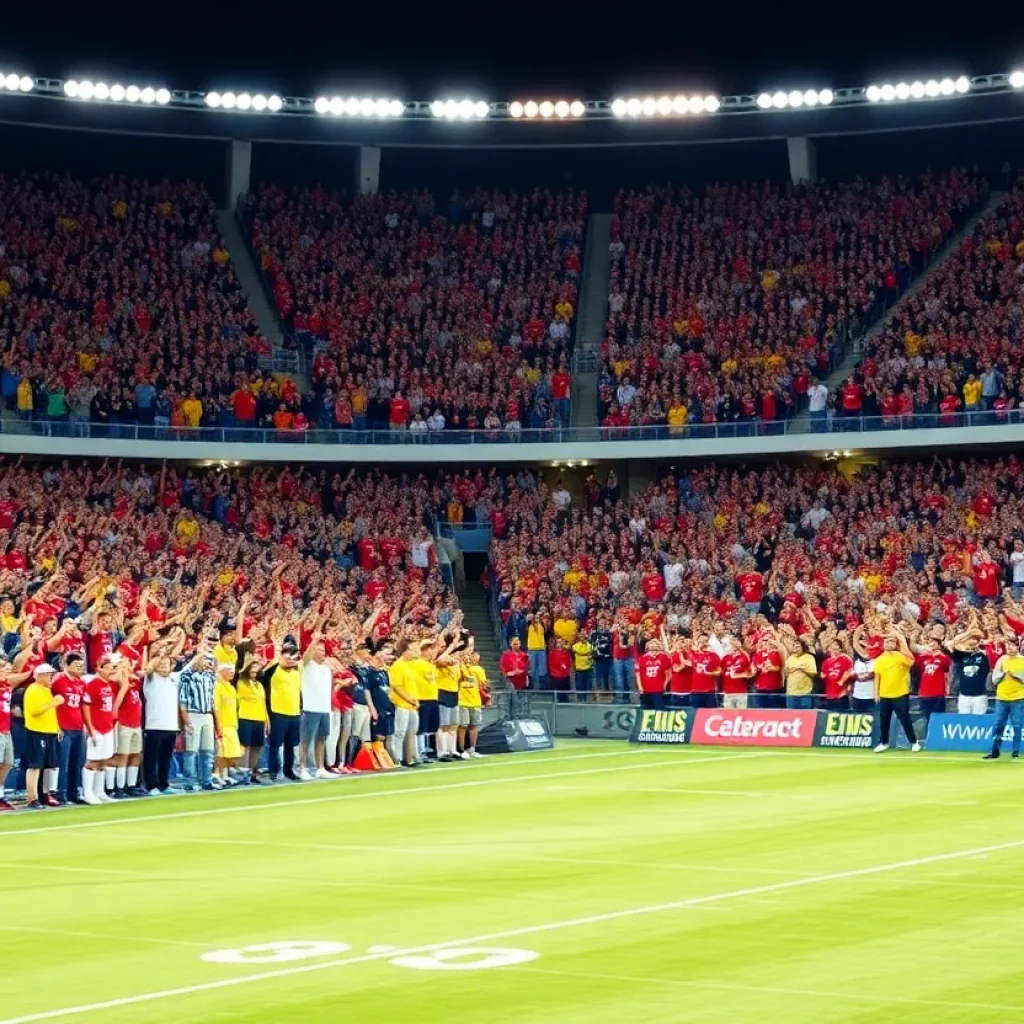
[0,172,297,433]
[0,458,493,811]
[485,458,1024,732]
[835,174,1024,427]
[599,170,984,432]
[245,186,584,433]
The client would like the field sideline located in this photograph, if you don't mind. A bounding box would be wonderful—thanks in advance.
[3,740,1023,1023]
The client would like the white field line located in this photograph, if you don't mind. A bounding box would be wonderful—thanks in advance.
[0,752,766,839]
[509,965,1024,1014]
[0,923,210,950]
[4,835,1024,1024]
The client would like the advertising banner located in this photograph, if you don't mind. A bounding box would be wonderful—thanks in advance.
[690,708,817,747]
[628,708,693,744]
[925,713,1009,752]
[813,711,876,748]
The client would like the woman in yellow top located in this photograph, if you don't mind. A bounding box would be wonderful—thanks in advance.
[236,650,270,783]
[872,631,920,753]
[213,662,241,784]
[780,637,817,710]
[16,378,32,417]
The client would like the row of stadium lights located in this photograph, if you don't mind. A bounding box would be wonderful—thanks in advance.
[2,68,1024,118]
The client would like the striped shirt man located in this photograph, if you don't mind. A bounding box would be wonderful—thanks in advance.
[178,666,216,714]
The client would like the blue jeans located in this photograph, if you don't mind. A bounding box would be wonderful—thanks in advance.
[58,729,86,801]
[991,699,1024,756]
[810,409,827,433]
[786,695,814,709]
[528,650,547,688]
[611,658,635,702]
[593,659,612,694]
[574,668,593,701]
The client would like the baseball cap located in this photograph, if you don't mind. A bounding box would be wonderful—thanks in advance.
[33,663,56,677]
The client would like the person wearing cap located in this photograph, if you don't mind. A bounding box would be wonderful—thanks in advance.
[23,663,62,809]
[51,652,88,804]
[82,654,130,804]
[212,661,242,786]
[261,630,302,782]
[177,640,218,792]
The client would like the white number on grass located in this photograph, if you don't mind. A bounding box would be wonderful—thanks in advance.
[201,941,350,964]
[389,947,539,971]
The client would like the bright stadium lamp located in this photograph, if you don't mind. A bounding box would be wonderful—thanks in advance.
[125,85,141,102]
[672,94,688,113]
[910,81,925,98]
[444,99,460,118]
[756,93,772,108]
[331,97,346,116]
[373,98,390,117]
[237,93,252,110]
[788,90,803,107]
[78,80,95,100]
[109,83,125,101]
[626,97,642,116]
[314,96,329,113]
[866,85,881,102]
[205,91,221,107]
[387,99,404,116]
[880,83,896,101]
[430,100,445,117]
[63,80,80,97]
[554,100,570,117]
[802,89,818,106]
[458,99,475,118]
[267,95,283,111]
[688,95,704,114]
[141,86,157,104]
[771,90,788,108]
[252,94,268,111]
[569,100,585,117]
[473,100,489,118]
[359,98,375,116]
[939,78,955,94]
[4,73,21,91]
[540,100,555,117]
[524,100,539,118]
[641,96,657,115]
[509,101,524,117]
[703,95,720,112]
[656,95,673,115]
[1011,71,1024,89]
[954,76,970,93]
[18,76,33,93]
[93,82,110,100]
[611,98,627,116]
[155,87,170,105]
[818,89,833,105]
[894,82,910,100]
[924,79,940,96]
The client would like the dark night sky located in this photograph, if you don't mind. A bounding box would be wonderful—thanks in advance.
[3,1,1024,100]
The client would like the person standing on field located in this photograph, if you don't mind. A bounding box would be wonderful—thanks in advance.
[873,630,921,752]
[983,639,1024,760]
[142,652,182,794]
[51,653,88,804]
[636,639,671,710]
[83,654,130,803]
[946,628,991,715]
[458,650,486,759]
[178,643,219,791]
[23,664,62,809]
[299,632,334,779]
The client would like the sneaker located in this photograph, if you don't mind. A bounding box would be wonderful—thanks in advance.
[26,800,44,810]
[201,781,216,791]
[98,791,115,803]
[460,750,473,760]
[297,767,313,781]
[249,774,263,785]
[1014,753,1020,760]
[130,786,149,797]
[81,790,101,805]
[315,768,334,780]
[182,783,196,793]
[148,788,162,796]
[469,750,485,759]
[160,787,174,795]
[911,743,922,753]
[0,799,14,811]
[983,752,1000,760]
[873,744,889,753]
[43,794,61,807]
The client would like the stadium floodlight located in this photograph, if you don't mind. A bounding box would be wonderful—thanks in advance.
[611,98,627,116]
[387,99,403,116]
[802,89,818,106]
[924,79,940,96]
[78,80,95,100]
[473,100,489,118]
[626,97,642,116]
[788,90,804,107]
[252,94,268,111]
[880,83,896,101]
[155,86,171,105]
[569,100,585,117]
[458,99,475,118]
[939,78,955,94]
[673,94,688,113]
[344,97,360,115]
[756,92,772,109]
[237,93,252,110]
[219,91,236,109]
[125,85,141,102]
[4,73,21,91]
[205,91,221,107]
[818,89,833,105]
[910,81,925,98]
[141,86,157,104]
[109,83,125,101]
[509,101,524,118]
[540,100,555,117]
[430,100,445,118]
[894,82,910,100]
[267,95,283,112]
[866,85,881,102]
[641,96,657,115]
[443,99,460,118]
[373,98,390,117]
[656,95,672,115]
[63,80,80,97]
[314,96,329,114]
[359,98,375,116]
[688,95,705,114]
[703,95,720,112]
[524,100,539,118]
[18,76,33,93]
[554,100,570,117]
[1011,71,1024,89]
[330,97,346,116]
[771,90,788,108]
[954,76,971,93]
[93,82,109,100]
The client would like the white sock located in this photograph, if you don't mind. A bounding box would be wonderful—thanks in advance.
[443,732,453,756]
[127,766,139,787]
[83,768,94,795]
[44,769,58,793]
[115,765,127,789]
[94,772,106,797]
[104,766,116,790]
[0,783,5,799]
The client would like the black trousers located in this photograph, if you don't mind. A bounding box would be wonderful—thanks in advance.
[143,730,177,791]
[268,713,300,778]
[878,695,917,745]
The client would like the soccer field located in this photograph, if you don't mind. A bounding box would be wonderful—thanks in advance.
[2,740,1023,1023]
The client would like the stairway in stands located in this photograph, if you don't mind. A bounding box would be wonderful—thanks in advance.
[571,212,613,428]
[459,580,505,692]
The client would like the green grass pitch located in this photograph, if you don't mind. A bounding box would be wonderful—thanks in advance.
[2,740,1023,1023]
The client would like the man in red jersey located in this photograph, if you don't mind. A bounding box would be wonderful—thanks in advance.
[547,638,572,703]
[972,549,1001,606]
[499,636,530,716]
[112,653,146,798]
[667,636,692,708]
[636,639,671,710]
[914,636,951,731]
[51,653,88,804]
[735,563,765,613]
[751,635,785,709]
[820,640,854,712]
[720,636,753,709]
[689,635,722,709]
[82,655,129,804]
[0,660,15,810]
[87,609,119,673]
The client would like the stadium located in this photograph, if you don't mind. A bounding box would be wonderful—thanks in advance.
[3,9,1024,1022]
